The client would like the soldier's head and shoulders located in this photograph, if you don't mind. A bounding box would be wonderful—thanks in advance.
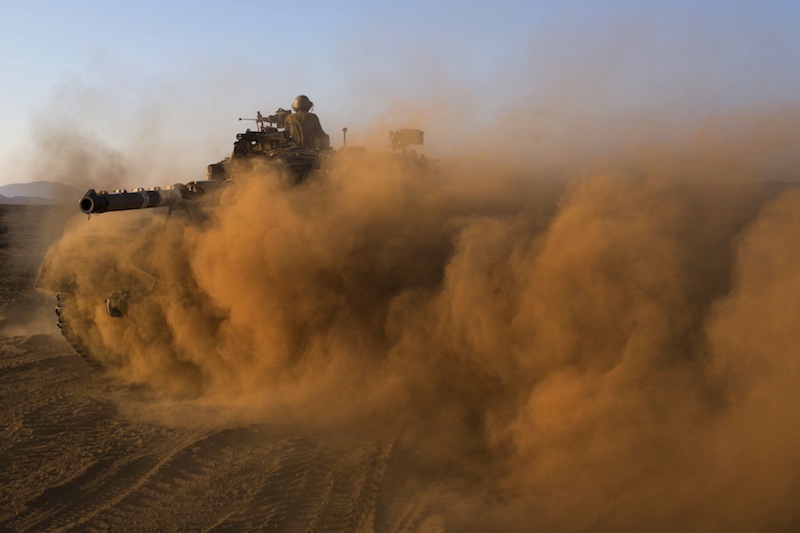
[285,95,329,149]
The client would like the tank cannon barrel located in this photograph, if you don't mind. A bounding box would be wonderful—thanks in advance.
[79,180,224,214]
[80,187,183,214]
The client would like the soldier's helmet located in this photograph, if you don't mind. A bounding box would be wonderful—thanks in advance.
[292,95,313,111]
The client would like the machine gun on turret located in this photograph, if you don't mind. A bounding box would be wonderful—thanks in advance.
[238,108,292,131]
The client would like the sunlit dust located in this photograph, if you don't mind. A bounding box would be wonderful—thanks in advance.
[38,106,800,531]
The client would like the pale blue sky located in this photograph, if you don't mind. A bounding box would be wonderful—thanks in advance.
[1,1,799,186]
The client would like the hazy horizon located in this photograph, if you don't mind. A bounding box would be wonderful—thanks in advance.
[2,1,800,188]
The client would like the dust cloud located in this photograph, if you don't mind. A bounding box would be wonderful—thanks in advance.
[38,104,800,531]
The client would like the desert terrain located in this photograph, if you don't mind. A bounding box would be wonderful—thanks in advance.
[3,159,800,532]
[0,203,443,532]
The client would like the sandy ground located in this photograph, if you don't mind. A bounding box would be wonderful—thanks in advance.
[0,205,442,532]
[7,175,800,532]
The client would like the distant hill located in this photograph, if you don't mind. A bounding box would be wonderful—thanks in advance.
[0,181,83,205]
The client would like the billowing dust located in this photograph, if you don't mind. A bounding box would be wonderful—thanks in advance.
[39,108,800,531]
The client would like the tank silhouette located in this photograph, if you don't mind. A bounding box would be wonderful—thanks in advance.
[41,108,433,369]
[79,109,326,217]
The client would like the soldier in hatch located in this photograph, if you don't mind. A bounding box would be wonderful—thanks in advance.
[284,95,330,150]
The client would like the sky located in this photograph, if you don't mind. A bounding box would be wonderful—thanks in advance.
[1,0,799,187]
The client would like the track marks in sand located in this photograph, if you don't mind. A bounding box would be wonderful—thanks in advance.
[206,435,394,532]
[87,429,397,532]
[0,334,441,532]
[6,428,213,532]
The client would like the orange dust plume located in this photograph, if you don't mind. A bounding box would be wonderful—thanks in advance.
[39,106,800,531]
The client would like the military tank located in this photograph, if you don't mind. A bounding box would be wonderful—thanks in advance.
[80,108,324,217]
[40,107,432,371]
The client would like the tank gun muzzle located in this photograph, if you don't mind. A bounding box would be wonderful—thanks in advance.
[80,186,185,214]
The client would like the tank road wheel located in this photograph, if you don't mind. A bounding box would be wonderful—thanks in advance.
[55,293,104,370]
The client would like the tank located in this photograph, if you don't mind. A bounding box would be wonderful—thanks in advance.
[39,108,435,371]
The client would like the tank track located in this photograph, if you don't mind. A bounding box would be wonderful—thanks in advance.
[55,293,104,370]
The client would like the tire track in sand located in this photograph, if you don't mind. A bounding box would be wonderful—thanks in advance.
[3,428,213,532]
